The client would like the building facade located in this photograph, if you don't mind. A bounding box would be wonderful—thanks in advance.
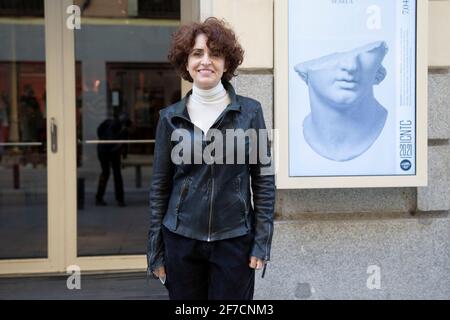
[0,0,449,299]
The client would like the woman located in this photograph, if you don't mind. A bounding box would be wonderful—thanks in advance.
[147,17,275,300]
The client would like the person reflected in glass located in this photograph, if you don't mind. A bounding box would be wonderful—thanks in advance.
[95,111,131,207]
[19,84,44,167]
[0,93,9,159]
[19,84,42,142]
[294,41,389,161]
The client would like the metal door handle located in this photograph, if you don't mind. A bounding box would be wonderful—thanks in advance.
[51,117,57,153]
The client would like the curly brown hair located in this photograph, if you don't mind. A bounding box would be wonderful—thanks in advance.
[167,17,244,82]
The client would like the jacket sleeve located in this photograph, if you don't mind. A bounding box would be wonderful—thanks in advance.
[249,103,276,262]
[147,112,174,274]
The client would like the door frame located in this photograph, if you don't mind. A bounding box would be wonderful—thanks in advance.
[0,0,197,276]
[0,0,68,276]
[64,0,201,274]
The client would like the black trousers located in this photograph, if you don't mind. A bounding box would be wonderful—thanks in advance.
[96,151,124,202]
[161,225,255,300]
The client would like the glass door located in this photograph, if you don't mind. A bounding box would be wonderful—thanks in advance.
[0,0,188,275]
[65,0,182,272]
[0,0,68,274]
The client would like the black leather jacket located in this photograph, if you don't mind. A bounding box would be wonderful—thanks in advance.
[147,80,275,273]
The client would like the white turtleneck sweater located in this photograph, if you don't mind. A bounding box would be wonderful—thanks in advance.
[187,81,231,135]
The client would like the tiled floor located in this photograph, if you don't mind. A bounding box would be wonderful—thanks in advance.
[0,272,169,300]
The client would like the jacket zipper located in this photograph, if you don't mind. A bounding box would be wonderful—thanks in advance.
[175,178,190,230]
[148,232,157,270]
[237,176,249,229]
[262,224,272,278]
[207,106,231,242]
[237,176,248,213]
[265,223,272,261]
[208,165,214,241]
[173,104,234,242]
[176,178,190,212]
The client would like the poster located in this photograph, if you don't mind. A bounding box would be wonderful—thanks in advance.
[288,0,417,177]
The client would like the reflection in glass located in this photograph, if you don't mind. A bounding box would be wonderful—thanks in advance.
[73,0,180,19]
[75,3,181,256]
[0,1,47,259]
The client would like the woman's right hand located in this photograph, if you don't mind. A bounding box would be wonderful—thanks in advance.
[152,265,166,279]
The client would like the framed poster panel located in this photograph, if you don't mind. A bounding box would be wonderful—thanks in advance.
[274,0,428,188]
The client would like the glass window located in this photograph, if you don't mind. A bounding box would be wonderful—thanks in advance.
[74,1,181,256]
[0,0,47,259]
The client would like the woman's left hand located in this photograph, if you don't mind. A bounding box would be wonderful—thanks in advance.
[249,256,266,270]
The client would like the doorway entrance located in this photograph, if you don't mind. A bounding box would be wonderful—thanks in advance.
[0,0,184,276]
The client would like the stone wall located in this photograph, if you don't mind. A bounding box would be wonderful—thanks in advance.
[233,68,450,299]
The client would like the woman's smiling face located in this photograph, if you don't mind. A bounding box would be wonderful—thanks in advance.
[186,33,227,89]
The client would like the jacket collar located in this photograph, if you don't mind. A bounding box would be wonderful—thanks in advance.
[169,80,241,123]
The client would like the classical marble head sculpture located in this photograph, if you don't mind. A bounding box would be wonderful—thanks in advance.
[294,41,389,161]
